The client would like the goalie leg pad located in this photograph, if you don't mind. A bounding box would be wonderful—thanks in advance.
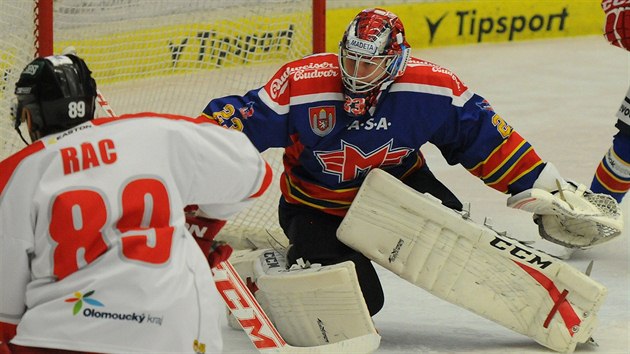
[337,169,607,353]
[230,249,379,350]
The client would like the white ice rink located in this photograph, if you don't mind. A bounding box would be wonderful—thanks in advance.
[221,35,630,353]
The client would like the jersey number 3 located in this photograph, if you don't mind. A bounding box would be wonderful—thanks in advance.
[49,178,174,280]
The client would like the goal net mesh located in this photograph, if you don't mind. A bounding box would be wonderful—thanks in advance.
[0,0,315,248]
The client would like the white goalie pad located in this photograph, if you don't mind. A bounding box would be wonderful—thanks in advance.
[337,169,607,353]
[507,184,623,248]
[229,249,380,352]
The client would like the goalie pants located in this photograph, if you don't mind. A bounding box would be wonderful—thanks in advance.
[278,167,462,316]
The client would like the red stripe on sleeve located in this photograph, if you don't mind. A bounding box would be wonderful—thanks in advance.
[469,132,528,178]
[595,162,630,193]
[249,161,273,199]
[486,149,543,193]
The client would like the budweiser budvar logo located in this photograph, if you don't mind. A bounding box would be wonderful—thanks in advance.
[269,67,292,99]
[269,62,339,99]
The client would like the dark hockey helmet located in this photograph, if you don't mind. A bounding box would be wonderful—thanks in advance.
[14,54,96,141]
[339,8,410,94]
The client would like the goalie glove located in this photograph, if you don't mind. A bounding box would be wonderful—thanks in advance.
[508,163,623,248]
[602,0,630,50]
[185,205,232,267]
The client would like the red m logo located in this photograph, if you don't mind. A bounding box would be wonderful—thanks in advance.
[314,139,412,182]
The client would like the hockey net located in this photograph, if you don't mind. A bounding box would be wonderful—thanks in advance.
[0,0,320,248]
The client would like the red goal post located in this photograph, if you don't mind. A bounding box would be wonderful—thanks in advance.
[0,0,327,248]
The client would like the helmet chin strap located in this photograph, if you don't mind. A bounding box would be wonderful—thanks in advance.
[15,128,29,145]
[15,109,38,145]
[15,109,30,145]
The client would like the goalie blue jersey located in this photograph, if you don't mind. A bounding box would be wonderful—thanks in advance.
[201,53,545,216]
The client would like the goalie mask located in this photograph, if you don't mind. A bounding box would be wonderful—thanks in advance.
[339,8,410,117]
[14,54,97,143]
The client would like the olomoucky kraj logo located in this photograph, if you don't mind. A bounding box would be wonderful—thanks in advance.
[65,290,104,315]
[65,289,164,325]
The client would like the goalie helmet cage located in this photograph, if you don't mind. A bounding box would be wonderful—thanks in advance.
[0,0,325,245]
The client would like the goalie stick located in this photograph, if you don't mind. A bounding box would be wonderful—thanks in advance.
[211,260,380,353]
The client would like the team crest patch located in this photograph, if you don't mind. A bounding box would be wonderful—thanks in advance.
[309,106,336,136]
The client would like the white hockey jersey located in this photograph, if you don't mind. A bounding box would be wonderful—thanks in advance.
[0,112,272,353]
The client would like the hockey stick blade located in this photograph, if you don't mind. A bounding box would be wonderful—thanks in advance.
[211,260,380,353]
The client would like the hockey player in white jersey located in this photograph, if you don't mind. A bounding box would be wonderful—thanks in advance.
[0,54,272,353]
